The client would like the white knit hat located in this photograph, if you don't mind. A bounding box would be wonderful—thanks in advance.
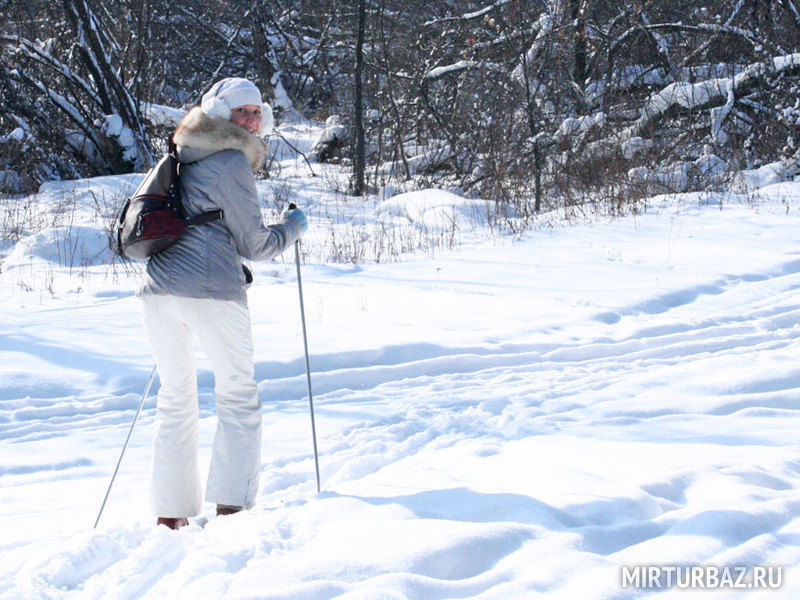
[201,77,263,121]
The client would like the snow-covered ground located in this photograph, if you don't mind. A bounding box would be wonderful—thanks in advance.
[1,120,800,599]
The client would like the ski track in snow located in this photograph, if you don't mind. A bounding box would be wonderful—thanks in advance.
[3,239,800,598]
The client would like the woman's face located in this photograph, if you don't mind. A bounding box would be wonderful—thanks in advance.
[230,104,263,135]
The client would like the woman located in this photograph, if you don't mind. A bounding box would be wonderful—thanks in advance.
[138,77,307,529]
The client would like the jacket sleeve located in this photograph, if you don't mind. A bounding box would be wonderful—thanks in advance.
[212,150,300,261]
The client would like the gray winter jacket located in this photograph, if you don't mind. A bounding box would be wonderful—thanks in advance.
[138,108,300,303]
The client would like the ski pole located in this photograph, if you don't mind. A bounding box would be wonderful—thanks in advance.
[93,364,157,528]
[289,203,321,493]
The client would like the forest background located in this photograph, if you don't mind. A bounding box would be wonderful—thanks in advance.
[3,0,800,225]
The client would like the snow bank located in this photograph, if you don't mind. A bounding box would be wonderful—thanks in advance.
[628,151,727,192]
[3,226,111,270]
[375,189,497,232]
[38,174,141,214]
[734,161,789,191]
[628,162,691,192]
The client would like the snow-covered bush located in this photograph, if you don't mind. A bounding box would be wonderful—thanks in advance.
[312,116,350,162]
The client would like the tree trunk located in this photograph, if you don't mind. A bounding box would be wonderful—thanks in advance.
[250,6,276,102]
[62,0,151,170]
[352,0,367,196]
[534,141,542,213]
[571,0,587,89]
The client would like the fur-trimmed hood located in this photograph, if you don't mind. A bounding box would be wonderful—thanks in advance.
[173,107,266,170]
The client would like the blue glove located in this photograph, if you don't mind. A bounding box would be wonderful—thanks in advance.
[281,206,308,233]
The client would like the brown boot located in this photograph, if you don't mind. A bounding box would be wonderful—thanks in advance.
[157,517,189,530]
[216,504,243,516]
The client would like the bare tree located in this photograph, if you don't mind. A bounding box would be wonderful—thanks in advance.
[352,0,367,195]
[0,0,153,189]
[4,0,800,207]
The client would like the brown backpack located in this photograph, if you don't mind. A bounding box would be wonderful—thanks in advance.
[115,138,222,260]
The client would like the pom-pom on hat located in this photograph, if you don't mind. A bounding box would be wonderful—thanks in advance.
[201,77,263,121]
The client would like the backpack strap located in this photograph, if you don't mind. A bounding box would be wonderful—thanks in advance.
[168,132,178,157]
[186,210,224,227]
[166,133,183,213]
[167,132,224,228]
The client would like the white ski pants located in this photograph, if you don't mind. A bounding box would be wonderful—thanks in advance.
[141,294,262,517]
